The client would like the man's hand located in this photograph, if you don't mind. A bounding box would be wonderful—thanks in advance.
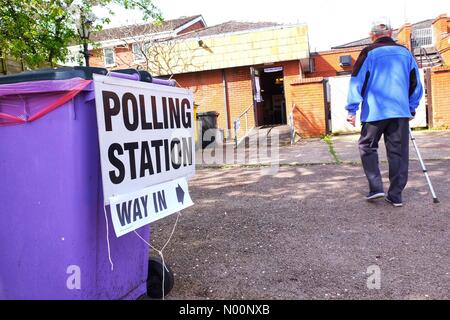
[346,115,356,127]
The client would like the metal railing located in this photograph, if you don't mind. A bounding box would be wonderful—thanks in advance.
[416,47,436,68]
[289,112,295,145]
[411,28,433,48]
[233,104,254,148]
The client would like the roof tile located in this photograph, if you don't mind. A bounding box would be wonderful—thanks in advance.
[91,15,203,41]
[177,21,281,39]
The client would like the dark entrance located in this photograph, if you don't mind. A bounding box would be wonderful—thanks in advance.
[251,66,287,127]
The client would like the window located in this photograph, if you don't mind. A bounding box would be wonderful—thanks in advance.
[104,48,115,66]
[132,43,145,62]
[339,55,352,67]
[412,28,433,48]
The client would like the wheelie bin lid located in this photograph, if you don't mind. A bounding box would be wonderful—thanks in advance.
[0,67,111,126]
[0,66,108,84]
[111,69,153,83]
[0,67,158,126]
[197,111,220,117]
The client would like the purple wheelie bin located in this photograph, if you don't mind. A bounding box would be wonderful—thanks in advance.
[0,67,153,300]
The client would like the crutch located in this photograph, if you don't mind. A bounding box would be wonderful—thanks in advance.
[409,128,440,203]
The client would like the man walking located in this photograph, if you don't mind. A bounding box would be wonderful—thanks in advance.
[346,17,423,207]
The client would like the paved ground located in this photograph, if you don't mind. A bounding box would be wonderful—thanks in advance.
[333,130,450,163]
[152,130,450,300]
[196,129,450,166]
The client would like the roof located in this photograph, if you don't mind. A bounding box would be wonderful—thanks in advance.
[90,15,203,42]
[332,19,435,49]
[177,21,281,39]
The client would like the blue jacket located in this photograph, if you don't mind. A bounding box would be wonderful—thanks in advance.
[346,37,423,123]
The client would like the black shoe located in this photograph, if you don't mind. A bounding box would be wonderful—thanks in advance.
[385,197,403,207]
[365,192,385,201]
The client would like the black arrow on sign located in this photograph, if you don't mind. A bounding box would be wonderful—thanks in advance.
[176,184,185,204]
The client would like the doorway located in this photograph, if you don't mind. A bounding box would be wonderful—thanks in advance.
[251,66,287,127]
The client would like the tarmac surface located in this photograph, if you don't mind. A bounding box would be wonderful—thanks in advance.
[152,130,450,300]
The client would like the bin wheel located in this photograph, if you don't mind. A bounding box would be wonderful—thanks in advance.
[147,256,175,299]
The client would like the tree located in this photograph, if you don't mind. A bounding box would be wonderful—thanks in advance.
[36,1,78,68]
[0,0,162,71]
[0,1,39,70]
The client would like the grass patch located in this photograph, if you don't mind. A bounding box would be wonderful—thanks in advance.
[322,134,342,165]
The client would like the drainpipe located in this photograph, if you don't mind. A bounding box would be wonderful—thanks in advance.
[222,69,231,140]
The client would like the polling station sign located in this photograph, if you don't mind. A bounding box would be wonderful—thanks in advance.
[93,74,195,236]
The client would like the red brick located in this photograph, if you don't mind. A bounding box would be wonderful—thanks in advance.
[431,68,450,128]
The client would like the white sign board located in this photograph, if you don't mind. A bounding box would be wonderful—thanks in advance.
[409,69,427,128]
[264,67,283,73]
[328,76,362,134]
[94,75,195,236]
[109,177,193,237]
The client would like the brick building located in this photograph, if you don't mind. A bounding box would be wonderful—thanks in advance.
[82,13,450,138]
[306,14,449,78]
[80,16,310,141]
[66,15,207,70]
[169,21,310,140]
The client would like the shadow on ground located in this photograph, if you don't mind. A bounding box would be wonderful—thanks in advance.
[151,160,450,300]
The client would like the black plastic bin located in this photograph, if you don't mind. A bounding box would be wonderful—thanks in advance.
[197,111,221,149]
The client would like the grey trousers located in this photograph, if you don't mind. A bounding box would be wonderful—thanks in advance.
[359,118,410,203]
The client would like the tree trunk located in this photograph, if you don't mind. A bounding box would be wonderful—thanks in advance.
[0,50,7,75]
[49,52,54,68]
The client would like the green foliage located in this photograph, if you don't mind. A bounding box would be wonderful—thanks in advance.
[0,0,162,70]
[322,134,341,164]
[118,0,162,21]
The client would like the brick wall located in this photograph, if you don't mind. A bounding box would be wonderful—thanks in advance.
[397,23,412,50]
[88,21,205,70]
[307,20,429,79]
[290,78,327,137]
[432,14,450,65]
[308,47,363,78]
[114,45,134,68]
[225,67,254,136]
[283,60,302,117]
[432,14,449,50]
[174,69,228,128]
[174,61,303,138]
[174,67,254,139]
[439,36,450,65]
[90,45,141,70]
[90,49,106,68]
[90,54,325,137]
[430,66,450,128]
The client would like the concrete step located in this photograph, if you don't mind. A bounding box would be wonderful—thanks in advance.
[239,125,292,148]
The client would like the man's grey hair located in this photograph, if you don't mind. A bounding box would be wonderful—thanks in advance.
[371,17,393,36]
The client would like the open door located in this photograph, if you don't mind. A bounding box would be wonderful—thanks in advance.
[251,66,287,127]
[250,67,264,127]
